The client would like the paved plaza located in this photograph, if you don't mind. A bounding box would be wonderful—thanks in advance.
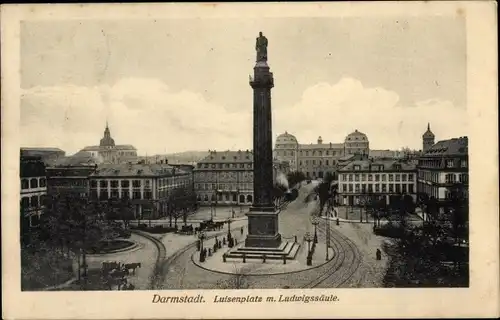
[157,183,389,289]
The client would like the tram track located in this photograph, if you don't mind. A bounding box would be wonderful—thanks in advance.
[301,219,362,288]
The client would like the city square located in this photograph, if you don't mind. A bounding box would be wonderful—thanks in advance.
[19,20,469,292]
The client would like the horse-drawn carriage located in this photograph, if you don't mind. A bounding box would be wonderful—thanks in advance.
[100,261,141,290]
[195,219,224,233]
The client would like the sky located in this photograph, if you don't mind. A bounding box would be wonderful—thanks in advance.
[20,16,468,155]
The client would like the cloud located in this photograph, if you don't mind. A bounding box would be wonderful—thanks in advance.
[20,77,468,155]
[274,78,468,150]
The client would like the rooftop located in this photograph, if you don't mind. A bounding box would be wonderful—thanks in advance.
[423,137,468,157]
[299,142,344,150]
[91,163,188,177]
[339,159,416,172]
[21,147,65,153]
[199,150,253,163]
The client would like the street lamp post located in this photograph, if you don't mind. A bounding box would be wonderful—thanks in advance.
[227,217,232,238]
[311,216,319,244]
[325,207,331,261]
[304,232,313,254]
[198,231,206,262]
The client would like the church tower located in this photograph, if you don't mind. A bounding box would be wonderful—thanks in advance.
[422,123,435,153]
[100,121,116,148]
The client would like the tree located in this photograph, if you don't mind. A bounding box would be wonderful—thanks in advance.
[310,171,337,216]
[286,171,306,189]
[168,186,196,228]
[447,183,468,246]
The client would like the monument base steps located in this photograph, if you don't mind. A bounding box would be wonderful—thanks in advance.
[225,241,301,261]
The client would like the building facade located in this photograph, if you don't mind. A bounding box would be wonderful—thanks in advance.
[89,163,193,219]
[194,150,290,206]
[20,156,48,227]
[80,122,138,164]
[417,136,469,211]
[338,159,417,206]
[274,129,370,179]
[46,164,98,202]
[21,147,65,165]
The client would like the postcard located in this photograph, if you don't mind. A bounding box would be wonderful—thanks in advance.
[1,2,498,319]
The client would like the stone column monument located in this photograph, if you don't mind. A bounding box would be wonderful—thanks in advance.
[225,33,299,261]
[245,32,282,248]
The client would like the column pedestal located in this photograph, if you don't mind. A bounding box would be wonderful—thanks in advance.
[245,207,281,248]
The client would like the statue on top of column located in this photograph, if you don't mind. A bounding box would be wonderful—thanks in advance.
[255,32,268,62]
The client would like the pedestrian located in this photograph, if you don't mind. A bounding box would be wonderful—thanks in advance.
[240,227,244,235]
[223,237,226,246]
[376,248,382,260]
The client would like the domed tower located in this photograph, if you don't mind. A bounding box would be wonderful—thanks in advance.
[317,136,323,144]
[344,129,369,157]
[422,123,435,153]
[100,121,116,148]
[274,131,299,171]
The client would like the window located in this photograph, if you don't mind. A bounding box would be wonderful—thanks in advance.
[408,174,414,182]
[402,174,407,182]
[110,190,119,199]
[21,179,29,189]
[40,195,47,206]
[341,184,346,193]
[395,184,401,193]
[348,174,353,182]
[240,164,244,168]
[389,184,394,192]
[375,184,380,192]
[144,180,151,188]
[110,180,119,188]
[354,165,361,171]
[368,174,373,182]
[375,174,380,182]
[30,196,39,207]
[30,178,38,189]
[395,174,400,182]
[355,184,360,193]
[90,190,98,200]
[368,184,373,193]
[132,180,141,188]
[100,180,107,188]
[144,191,152,199]
[312,160,316,165]
[382,184,387,192]
[388,174,394,182]
[40,178,46,187]
[445,174,456,183]
[133,191,141,199]
[121,180,130,188]
[408,184,414,193]
[461,160,468,168]
[446,160,454,168]
[459,173,468,183]
[361,174,366,181]
[402,184,407,193]
[348,184,353,192]
[342,174,347,181]
[355,174,360,181]
[91,180,98,188]
[382,174,387,182]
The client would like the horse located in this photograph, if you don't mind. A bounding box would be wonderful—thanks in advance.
[124,262,142,275]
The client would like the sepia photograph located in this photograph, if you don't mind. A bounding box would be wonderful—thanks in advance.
[2,2,498,319]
